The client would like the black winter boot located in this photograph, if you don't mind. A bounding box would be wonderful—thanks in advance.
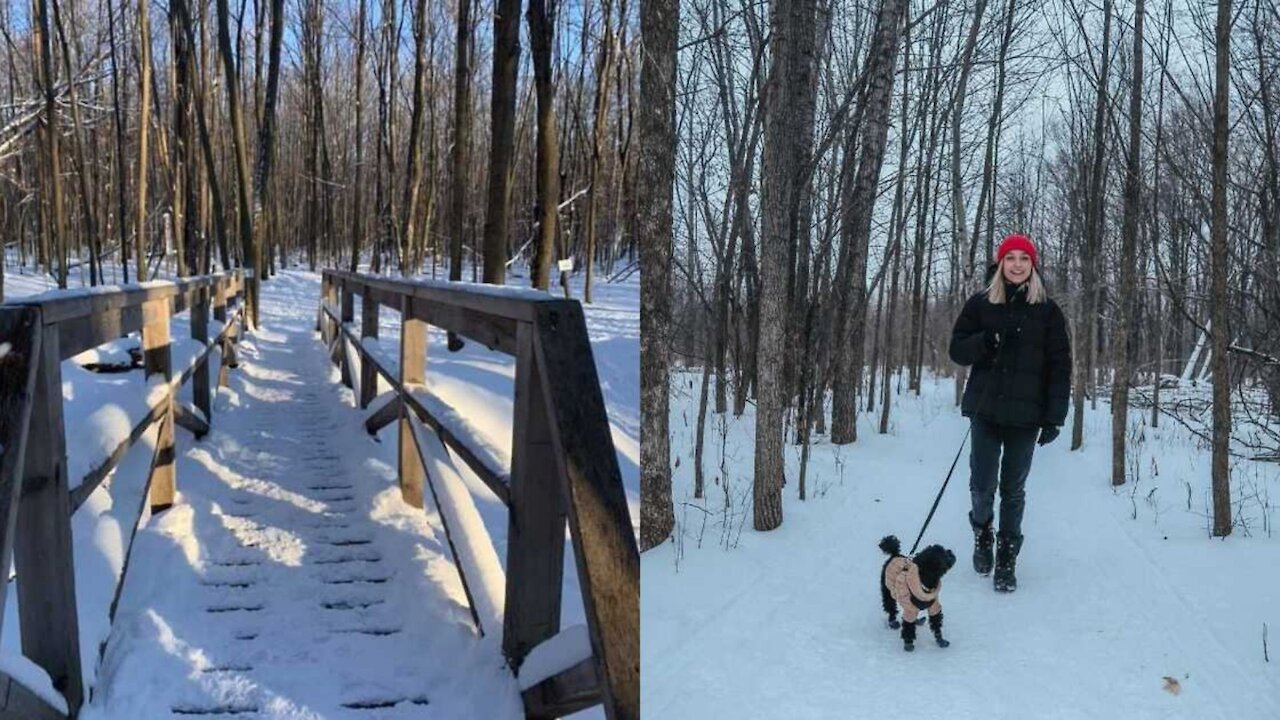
[929,612,950,648]
[901,616,917,651]
[970,512,995,576]
[993,533,1023,593]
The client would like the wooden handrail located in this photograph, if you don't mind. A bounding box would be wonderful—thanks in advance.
[320,270,639,720]
[0,270,246,719]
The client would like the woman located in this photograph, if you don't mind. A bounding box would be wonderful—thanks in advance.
[948,233,1072,593]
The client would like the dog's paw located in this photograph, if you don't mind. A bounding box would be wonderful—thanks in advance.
[903,641,915,652]
[935,638,951,648]
[888,619,900,629]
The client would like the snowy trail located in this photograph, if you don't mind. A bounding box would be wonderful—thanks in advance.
[644,376,1280,720]
[82,272,522,719]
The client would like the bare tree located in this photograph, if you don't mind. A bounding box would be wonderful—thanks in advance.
[482,0,522,285]
[639,0,678,551]
[1209,0,1231,536]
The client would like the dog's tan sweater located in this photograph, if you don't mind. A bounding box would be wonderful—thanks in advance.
[884,556,943,623]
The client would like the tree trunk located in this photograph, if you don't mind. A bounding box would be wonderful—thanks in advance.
[830,0,909,445]
[137,0,153,282]
[1111,0,1144,486]
[581,0,614,302]
[482,0,522,285]
[1071,0,1112,451]
[528,0,560,291]
[638,0,677,551]
[1209,0,1232,536]
[399,0,429,275]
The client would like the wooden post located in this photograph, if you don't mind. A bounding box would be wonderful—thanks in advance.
[143,298,176,512]
[192,285,211,422]
[0,307,42,650]
[399,296,426,508]
[531,302,639,720]
[215,276,233,387]
[360,285,379,408]
[213,276,227,323]
[504,322,567,666]
[14,324,84,713]
[318,272,330,336]
[337,279,355,387]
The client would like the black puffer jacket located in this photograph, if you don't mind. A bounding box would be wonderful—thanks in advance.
[949,280,1072,429]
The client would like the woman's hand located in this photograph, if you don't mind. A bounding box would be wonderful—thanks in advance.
[1037,425,1060,446]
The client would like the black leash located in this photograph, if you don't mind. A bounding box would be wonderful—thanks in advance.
[908,424,972,556]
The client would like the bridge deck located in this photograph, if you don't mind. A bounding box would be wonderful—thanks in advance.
[82,273,522,719]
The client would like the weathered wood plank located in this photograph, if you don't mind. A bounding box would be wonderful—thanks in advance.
[0,668,69,720]
[70,314,238,511]
[69,401,165,513]
[213,276,227,323]
[324,270,543,322]
[0,307,42,650]
[503,323,566,666]
[14,324,84,713]
[330,310,511,505]
[17,275,212,326]
[364,395,402,435]
[522,657,602,720]
[143,298,175,512]
[54,305,141,360]
[399,297,427,508]
[359,288,379,409]
[531,301,638,720]
[405,413,485,633]
[174,402,211,439]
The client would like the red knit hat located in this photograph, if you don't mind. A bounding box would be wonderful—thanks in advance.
[997,234,1037,267]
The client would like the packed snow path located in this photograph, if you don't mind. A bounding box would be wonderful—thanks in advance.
[83,273,522,719]
[644,375,1280,720]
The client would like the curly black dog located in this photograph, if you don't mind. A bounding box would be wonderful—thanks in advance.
[879,535,956,651]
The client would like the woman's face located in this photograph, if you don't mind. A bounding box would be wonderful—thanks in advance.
[1001,250,1033,284]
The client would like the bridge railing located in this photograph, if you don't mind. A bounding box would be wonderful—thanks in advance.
[318,269,639,720]
[0,271,246,719]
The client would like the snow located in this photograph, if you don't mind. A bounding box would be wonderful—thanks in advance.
[517,624,593,691]
[0,263,636,718]
[0,651,70,715]
[408,416,507,636]
[643,370,1280,720]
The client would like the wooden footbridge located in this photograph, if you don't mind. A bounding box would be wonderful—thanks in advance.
[0,269,639,720]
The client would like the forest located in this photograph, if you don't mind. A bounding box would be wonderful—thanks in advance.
[639,0,1280,548]
[0,0,643,322]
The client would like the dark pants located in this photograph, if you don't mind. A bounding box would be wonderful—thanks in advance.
[969,417,1038,538]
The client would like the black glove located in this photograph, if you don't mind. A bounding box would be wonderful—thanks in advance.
[983,328,1002,351]
[1037,425,1060,446]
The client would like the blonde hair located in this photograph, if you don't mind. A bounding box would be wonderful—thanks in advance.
[986,265,1047,304]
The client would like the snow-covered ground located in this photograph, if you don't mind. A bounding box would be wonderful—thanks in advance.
[643,370,1280,720]
[2,262,638,718]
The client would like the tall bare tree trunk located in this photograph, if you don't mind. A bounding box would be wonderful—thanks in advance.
[1209,0,1232,536]
[1072,0,1112,451]
[581,0,614,302]
[350,0,367,272]
[399,0,429,275]
[528,0,560,291]
[638,0,677,551]
[482,0,521,285]
[1111,0,1144,486]
[755,0,820,529]
[108,2,131,282]
[830,0,908,445]
[136,0,153,282]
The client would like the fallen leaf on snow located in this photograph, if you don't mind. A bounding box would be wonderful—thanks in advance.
[1162,676,1181,695]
